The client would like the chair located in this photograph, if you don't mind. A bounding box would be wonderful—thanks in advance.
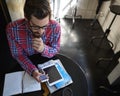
[98,85,120,96]
[90,0,110,27]
[96,50,120,76]
[96,51,120,95]
[64,0,82,28]
[91,4,120,49]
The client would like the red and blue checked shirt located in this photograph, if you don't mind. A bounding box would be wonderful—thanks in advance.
[6,19,61,75]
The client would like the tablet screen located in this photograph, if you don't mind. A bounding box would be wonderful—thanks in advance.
[43,65,63,86]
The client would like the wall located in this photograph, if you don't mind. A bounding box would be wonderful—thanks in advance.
[62,0,98,19]
[98,0,120,85]
[5,0,98,21]
[6,0,25,21]
[108,62,120,85]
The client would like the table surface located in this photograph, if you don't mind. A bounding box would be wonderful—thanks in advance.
[0,54,88,96]
[52,54,88,96]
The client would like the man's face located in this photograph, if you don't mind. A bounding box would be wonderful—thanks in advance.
[29,15,49,38]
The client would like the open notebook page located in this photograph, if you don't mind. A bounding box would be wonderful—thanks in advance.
[3,71,41,96]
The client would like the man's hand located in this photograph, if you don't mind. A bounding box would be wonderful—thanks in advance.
[32,69,43,82]
[32,38,44,53]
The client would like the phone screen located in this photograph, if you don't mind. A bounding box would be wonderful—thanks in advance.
[39,74,48,82]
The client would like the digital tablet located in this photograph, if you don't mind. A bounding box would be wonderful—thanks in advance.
[41,64,63,86]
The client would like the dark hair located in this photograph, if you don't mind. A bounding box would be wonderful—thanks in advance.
[24,0,51,20]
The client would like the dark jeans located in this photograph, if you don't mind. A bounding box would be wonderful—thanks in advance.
[11,54,57,73]
[28,54,56,67]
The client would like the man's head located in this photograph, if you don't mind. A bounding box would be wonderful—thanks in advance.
[24,0,51,38]
[24,0,51,20]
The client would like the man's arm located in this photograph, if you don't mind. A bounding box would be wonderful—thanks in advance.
[41,23,61,58]
[32,22,61,58]
[6,24,37,75]
[6,25,47,82]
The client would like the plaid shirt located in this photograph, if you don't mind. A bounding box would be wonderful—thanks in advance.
[6,19,61,75]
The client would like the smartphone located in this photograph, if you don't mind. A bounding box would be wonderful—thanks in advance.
[39,74,49,83]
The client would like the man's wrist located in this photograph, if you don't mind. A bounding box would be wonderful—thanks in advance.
[39,44,45,53]
[32,69,39,77]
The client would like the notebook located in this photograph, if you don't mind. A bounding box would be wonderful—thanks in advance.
[3,71,41,96]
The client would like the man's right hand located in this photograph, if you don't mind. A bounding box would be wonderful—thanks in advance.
[32,69,42,82]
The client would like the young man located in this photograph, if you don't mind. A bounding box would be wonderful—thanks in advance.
[6,0,61,82]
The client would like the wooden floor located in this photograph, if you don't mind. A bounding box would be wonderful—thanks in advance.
[59,18,120,96]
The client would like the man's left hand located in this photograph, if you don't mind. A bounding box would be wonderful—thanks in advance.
[32,38,44,53]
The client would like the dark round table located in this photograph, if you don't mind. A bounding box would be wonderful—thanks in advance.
[51,54,88,96]
[0,54,88,96]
